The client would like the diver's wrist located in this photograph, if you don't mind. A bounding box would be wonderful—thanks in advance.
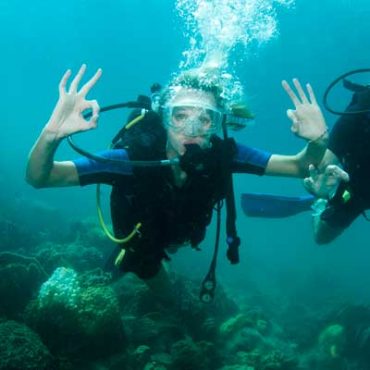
[41,126,64,144]
[309,128,329,145]
[311,198,328,217]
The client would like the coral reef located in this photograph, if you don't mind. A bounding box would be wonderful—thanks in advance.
[170,337,215,370]
[2,205,370,370]
[0,252,47,318]
[318,323,345,358]
[35,240,105,274]
[0,320,53,370]
[26,267,125,361]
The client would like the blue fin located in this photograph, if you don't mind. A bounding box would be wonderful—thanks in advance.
[241,193,315,218]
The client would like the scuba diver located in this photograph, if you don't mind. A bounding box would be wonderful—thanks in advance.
[242,69,370,245]
[302,71,370,244]
[26,64,328,298]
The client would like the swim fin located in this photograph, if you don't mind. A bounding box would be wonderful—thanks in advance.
[241,193,314,218]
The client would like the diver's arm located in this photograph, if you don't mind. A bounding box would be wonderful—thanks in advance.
[265,135,328,178]
[26,65,102,188]
[26,129,79,188]
[312,215,345,245]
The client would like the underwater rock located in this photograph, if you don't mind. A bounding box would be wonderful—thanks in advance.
[300,347,349,370]
[127,315,160,345]
[0,320,53,370]
[258,349,298,370]
[130,346,175,370]
[256,319,269,335]
[134,344,151,363]
[318,323,345,359]
[220,313,250,337]
[170,276,238,319]
[200,316,219,339]
[220,313,266,354]
[35,239,104,274]
[219,367,254,370]
[25,267,125,361]
[95,352,130,370]
[170,337,215,370]
[151,352,172,367]
[126,308,195,354]
[335,304,370,365]
[302,305,370,369]
[220,308,271,339]
[223,350,259,368]
[166,277,238,342]
[144,362,168,370]
[33,242,70,273]
[235,327,266,352]
[67,219,112,252]
[78,285,125,345]
[116,272,238,347]
[0,252,47,318]
[225,347,298,370]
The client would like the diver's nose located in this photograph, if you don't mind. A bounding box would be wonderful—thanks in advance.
[183,118,199,137]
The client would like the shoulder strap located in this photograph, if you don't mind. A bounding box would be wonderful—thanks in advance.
[112,110,167,161]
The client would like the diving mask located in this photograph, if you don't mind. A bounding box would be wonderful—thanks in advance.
[166,103,223,137]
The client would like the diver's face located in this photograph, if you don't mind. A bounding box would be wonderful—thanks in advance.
[165,88,222,156]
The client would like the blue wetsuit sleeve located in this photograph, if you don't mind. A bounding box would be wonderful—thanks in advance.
[72,149,133,186]
[232,142,272,175]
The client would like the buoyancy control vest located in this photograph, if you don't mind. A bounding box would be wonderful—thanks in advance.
[109,109,237,277]
[328,87,370,204]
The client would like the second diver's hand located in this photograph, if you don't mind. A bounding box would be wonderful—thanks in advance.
[282,78,328,142]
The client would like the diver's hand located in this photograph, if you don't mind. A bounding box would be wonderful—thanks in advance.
[282,79,328,142]
[303,164,350,199]
[45,64,102,140]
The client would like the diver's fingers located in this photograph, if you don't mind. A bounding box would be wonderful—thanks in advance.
[340,170,350,182]
[287,109,299,134]
[326,165,350,182]
[308,164,319,180]
[282,80,300,107]
[69,64,87,93]
[87,113,99,130]
[293,78,309,104]
[286,109,297,122]
[78,100,99,131]
[79,99,100,119]
[89,99,100,119]
[79,68,102,97]
[306,83,318,105]
[58,69,72,96]
[324,165,336,176]
[303,177,315,194]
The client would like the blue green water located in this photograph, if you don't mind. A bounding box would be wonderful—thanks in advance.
[1,0,370,329]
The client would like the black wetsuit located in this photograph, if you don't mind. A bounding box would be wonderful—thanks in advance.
[73,126,272,279]
[321,93,370,228]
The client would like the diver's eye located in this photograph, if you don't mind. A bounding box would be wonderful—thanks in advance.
[199,115,212,126]
[173,112,188,122]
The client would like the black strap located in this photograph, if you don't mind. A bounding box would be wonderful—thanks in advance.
[199,116,241,303]
[199,201,222,303]
[222,116,241,264]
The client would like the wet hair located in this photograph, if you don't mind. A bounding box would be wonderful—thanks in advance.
[160,67,229,111]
